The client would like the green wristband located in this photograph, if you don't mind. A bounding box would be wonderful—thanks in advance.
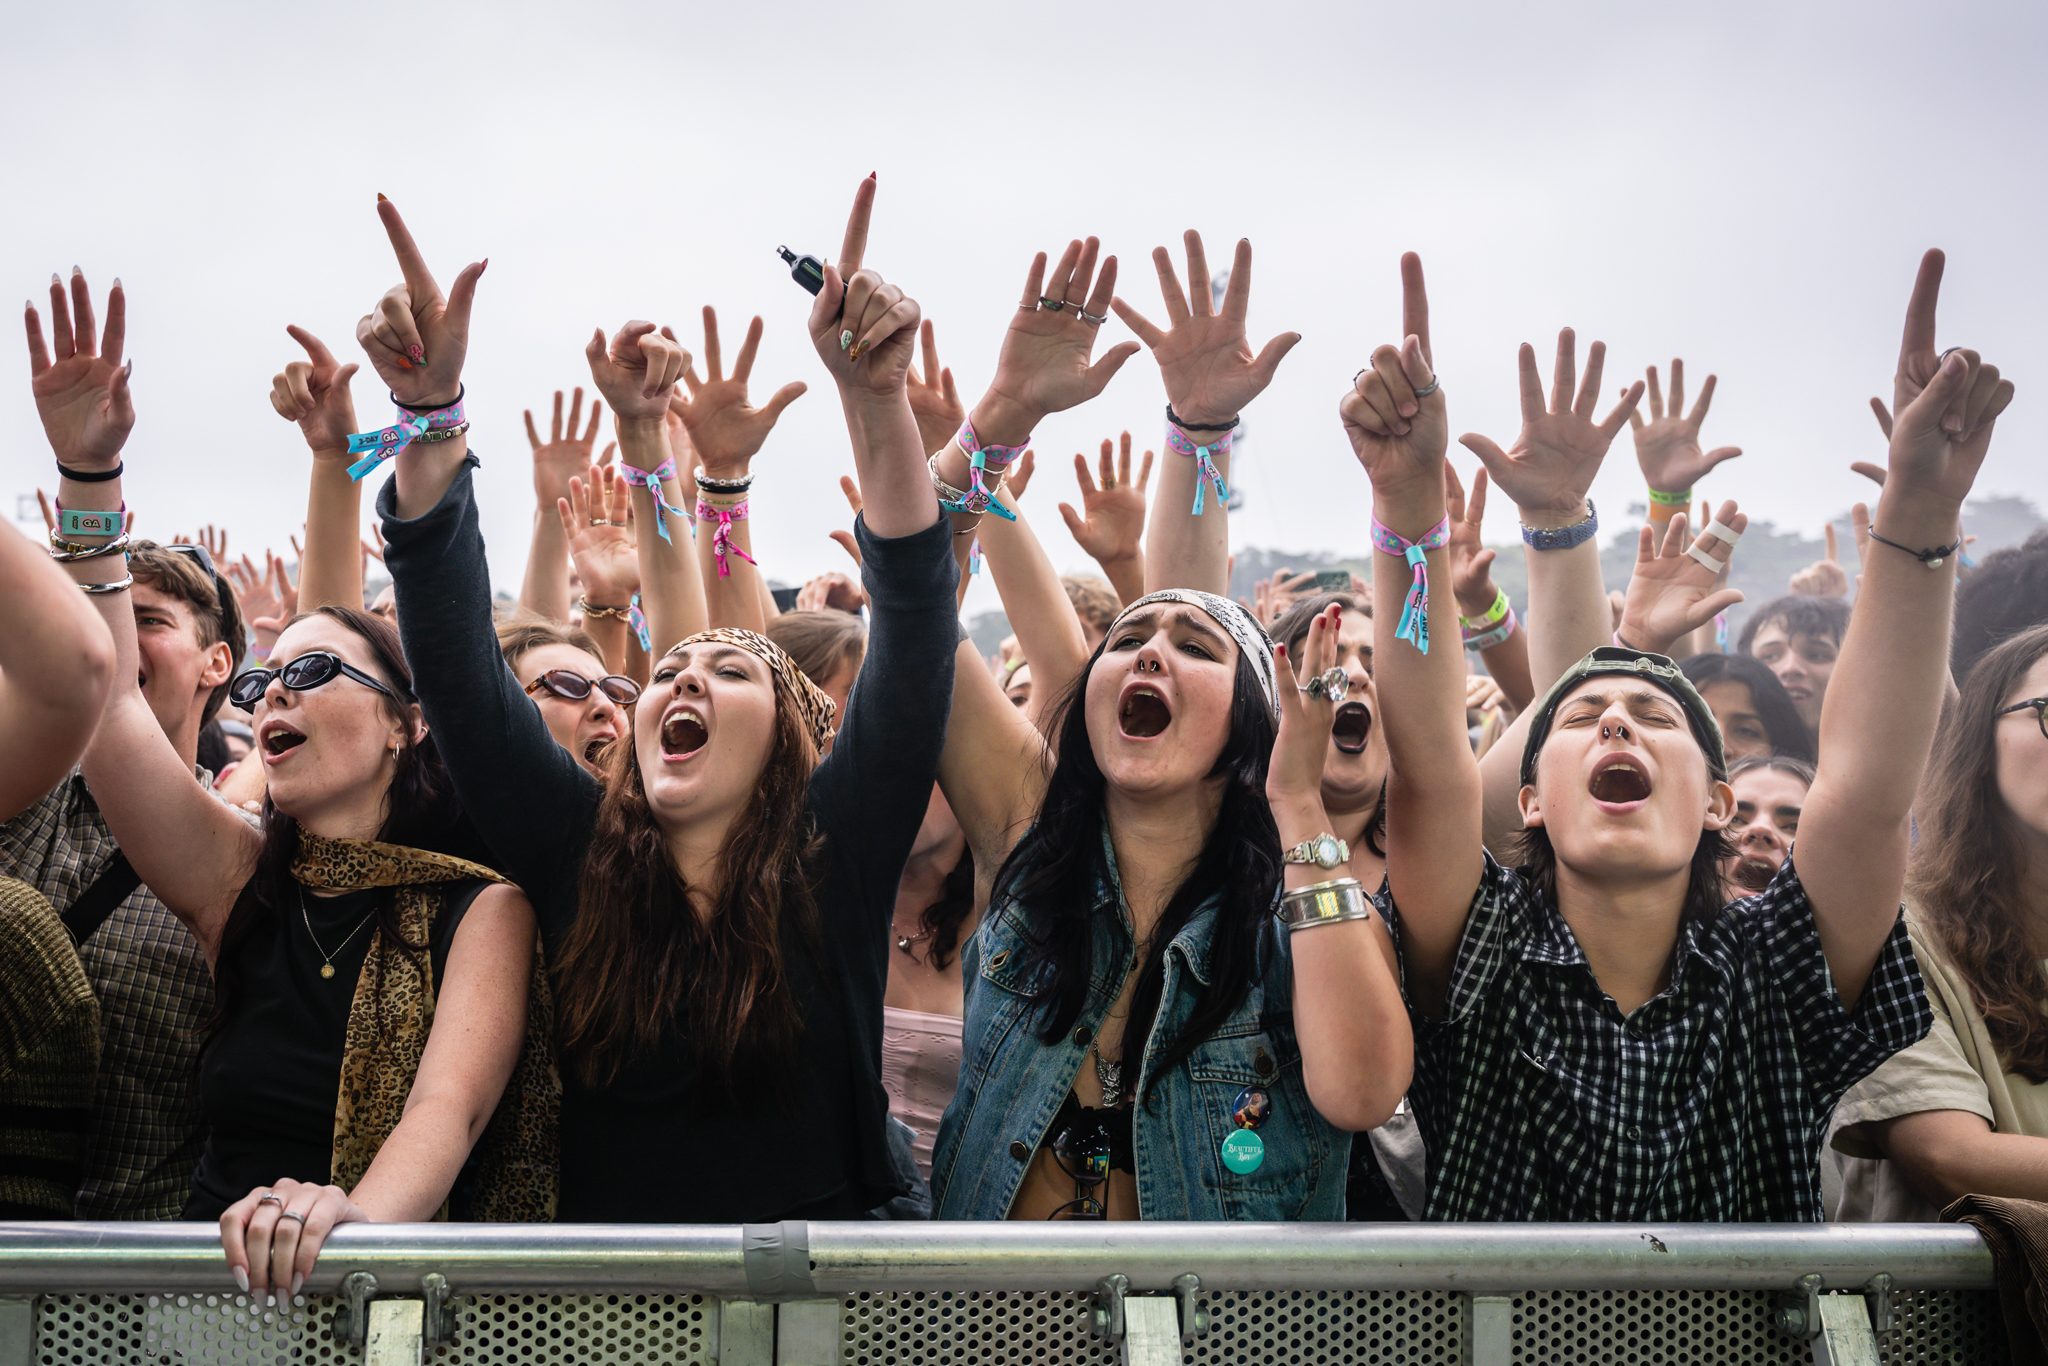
[1458,586,1510,630]
[1647,486,1693,508]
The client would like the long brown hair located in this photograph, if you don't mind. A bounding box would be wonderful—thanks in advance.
[550,681,828,1100]
[1912,622,2048,1083]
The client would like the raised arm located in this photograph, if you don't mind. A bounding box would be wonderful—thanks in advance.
[1443,465,1534,714]
[671,306,805,632]
[268,326,365,612]
[557,463,639,671]
[1269,604,1411,1130]
[0,518,113,820]
[1340,254,1482,1018]
[971,489,1090,736]
[517,389,606,623]
[1630,359,1743,534]
[1058,432,1152,606]
[1114,232,1300,594]
[1799,249,2014,1007]
[30,271,257,946]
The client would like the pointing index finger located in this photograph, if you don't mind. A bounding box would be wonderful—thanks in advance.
[377,197,442,302]
[1900,248,1944,365]
[837,174,876,278]
[1400,253,1431,365]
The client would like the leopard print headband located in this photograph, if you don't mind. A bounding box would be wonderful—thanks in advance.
[665,627,838,751]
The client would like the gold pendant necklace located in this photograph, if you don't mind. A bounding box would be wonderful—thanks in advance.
[298,885,378,980]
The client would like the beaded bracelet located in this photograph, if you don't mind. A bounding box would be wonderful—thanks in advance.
[1519,500,1598,552]
[694,471,755,493]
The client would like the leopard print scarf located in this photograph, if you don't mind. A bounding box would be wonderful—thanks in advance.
[293,832,559,1222]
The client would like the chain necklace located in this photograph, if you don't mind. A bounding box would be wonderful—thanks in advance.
[894,926,936,957]
[298,885,379,980]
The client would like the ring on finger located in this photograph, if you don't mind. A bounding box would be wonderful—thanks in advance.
[278,1210,308,1226]
[256,1193,283,1208]
[1411,376,1441,398]
[1037,297,1066,313]
[1938,346,1964,365]
[1077,309,1107,325]
[1301,666,1349,701]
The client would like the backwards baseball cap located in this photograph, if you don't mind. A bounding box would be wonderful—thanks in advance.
[1519,646,1726,787]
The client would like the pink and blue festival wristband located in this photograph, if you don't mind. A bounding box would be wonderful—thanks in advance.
[695,497,757,579]
[952,419,1025,522]
[628,594,652,652]
[345,393,466,481]
[1166,423,1232,515]
[621,459,691,545]
[1370,515,1451,654]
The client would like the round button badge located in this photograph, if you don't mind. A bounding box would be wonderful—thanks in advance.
[1220,1128,1266,1174]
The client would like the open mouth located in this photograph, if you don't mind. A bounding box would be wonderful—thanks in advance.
[1729,854,1779,893]
[262,725,307,759]
[1333,702,1372,754]
[660,710,707,758]
[1588,755,1652,805]
[583,734,614,766]
[1118,685,1172,739]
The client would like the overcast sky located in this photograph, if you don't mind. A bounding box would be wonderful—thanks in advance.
[4,0,2042,619]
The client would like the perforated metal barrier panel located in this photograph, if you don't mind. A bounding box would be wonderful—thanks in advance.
[28,1286,2007,1363]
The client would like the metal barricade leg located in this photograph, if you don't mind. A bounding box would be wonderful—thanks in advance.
[721,1298,777,1366]
[1811,1296,1880,1366]
[776,1297,844,1365]
[364,1296,424,1366]
[0,1298,29,1366]
[1463,1294,1512,1366]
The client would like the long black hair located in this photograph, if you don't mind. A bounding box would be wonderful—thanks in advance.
[991,644,1282,1106]
[1678,652,1817,763]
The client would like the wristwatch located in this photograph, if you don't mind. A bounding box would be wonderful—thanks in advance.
[1283,834,1350,869]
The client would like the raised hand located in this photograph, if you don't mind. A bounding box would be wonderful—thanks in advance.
[1058,431,1153,569]
[25,269,132,471]
[1879,249,2014,510]
[1442,464,1500,617]
[584,323,690,424]
[1341,253,1445,499]
[1115,231,1299,427]
[676,307,807,475]
[269,326,360,457]
[524,388,607,504]
[1627,359,1741,496]
[1616,501,1748,655]
[1787,523,1850,598]
[1254,570,1320,626]
[353,198,484,406]
[796,571,867,614]
[1268,604,1343,816]
[967,238,1139,443]
[557,464,639,607]
[907,319,965,456]
[829,475,864,569]
[1460,329,1644,523]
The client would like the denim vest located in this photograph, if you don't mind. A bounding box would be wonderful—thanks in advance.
[930,831,1348,1220]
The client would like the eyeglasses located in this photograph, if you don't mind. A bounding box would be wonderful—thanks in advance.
[524,669,642,706]
[230,651,397,708]
[1997,696,2048,740]
[1046,1122,1111,1221]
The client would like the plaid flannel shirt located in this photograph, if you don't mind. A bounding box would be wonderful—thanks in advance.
[0,773,225,1220]
[1387,853,1931,1222]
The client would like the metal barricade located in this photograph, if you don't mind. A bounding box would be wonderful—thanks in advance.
[0,1221,2012,1365]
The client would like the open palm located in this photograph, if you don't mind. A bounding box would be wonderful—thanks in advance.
[26,271,132,469]
[1461,330,1641,520]
[1114,232,1298,426]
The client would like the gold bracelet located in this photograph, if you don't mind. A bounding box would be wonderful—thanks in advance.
[577,597,632,620]
[1276,877,1373,932]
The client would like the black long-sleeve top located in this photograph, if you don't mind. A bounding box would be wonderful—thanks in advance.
[378,457,957,1220]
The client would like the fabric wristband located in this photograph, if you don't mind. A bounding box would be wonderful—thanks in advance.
[345,389,466,480]
[628,593,652,652]
[948,420,1025,519]
[1370,515,1451,654]
[1166,422,1232,515]
[622,458,690,545]
[1520,500,1599,552]
[695,497,757,579]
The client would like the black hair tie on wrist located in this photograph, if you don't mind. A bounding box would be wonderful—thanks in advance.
[1865,526,1962,568]
[392,384,465,413]
[1165,403,1239,433]
[59,463,123,483]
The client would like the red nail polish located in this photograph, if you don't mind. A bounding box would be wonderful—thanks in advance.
[377,193,388,203]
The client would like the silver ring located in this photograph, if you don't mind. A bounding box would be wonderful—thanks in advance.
[278,1210,308,1226]
[1938,346,1962,364]
[1411,376,1440,398]
[590,519,625,527]
[256,1192,283,1208]
[1077,309,1107,326]
[1038,296,1066,313]
[1302,666,1349,701]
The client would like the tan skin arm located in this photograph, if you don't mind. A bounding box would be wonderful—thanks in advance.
[1873,1109,2048,1209]
[1797,250,2013,1010]
[517,390,606,624]
[220,883,536,1301]
[0,516,114,818]
[28,272,257,948]
[1058,432,1151,607]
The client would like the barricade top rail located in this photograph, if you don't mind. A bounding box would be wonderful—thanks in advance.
[0,1221,1995,1298]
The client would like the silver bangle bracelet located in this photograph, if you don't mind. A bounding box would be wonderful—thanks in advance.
[1276,877,1374,931]
[80,576,135,595]
[48,530,132,562]
[693,471,755,492]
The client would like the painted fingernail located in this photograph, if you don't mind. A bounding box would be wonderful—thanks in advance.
[406,344,425,365]
[377,192,388,202]
[839,330,853,351]
[112,277,122,289]
[849,340,871,361]
[233,1266,250,1294]
[50,273,60,286]
[395,355,414,370]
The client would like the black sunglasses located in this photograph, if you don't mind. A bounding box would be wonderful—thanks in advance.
[525,669,642,706]
[1997,696,2048,740]
[1047,1122,1111,1221]
[230,651,397,708]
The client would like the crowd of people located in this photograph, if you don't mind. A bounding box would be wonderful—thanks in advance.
[2,176,2044,1304]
